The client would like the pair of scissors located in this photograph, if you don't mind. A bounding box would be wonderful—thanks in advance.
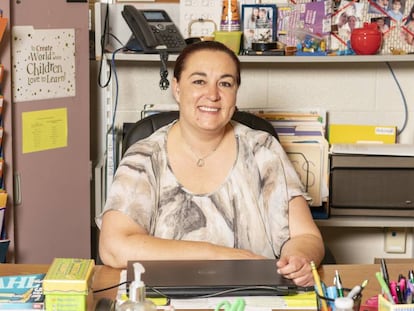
[215,298,246,311]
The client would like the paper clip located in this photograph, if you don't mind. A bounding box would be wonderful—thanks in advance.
[215,298,246,311]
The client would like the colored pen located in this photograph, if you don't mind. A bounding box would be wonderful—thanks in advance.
[376,271,395,304]
[408,270,414,284]
[311,261,328,311]
[380,258,390,288]
[335,270,344,297]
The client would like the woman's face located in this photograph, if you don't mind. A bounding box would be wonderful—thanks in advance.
[172,50,238,133]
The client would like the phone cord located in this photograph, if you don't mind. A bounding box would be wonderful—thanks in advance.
[159,50,169,90]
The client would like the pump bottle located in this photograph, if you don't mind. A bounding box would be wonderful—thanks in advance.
[117,263,156,311]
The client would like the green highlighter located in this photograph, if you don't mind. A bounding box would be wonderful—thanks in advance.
[375,271,395,304]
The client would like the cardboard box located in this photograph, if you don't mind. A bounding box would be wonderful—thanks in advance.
[43,258,95,311]
[328,124,397,144]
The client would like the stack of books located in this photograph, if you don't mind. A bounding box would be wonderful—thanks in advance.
[0,12,8,263]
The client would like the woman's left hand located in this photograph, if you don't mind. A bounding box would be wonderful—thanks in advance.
[276,256,314,287]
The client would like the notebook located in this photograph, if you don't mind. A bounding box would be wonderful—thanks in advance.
[126,259,299,298]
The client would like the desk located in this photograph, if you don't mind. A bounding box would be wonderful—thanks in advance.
[1,263,413,310]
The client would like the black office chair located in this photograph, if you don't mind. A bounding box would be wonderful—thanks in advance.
[122,110,278,155]
[121,110,336,265]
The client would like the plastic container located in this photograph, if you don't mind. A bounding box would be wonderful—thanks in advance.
[350,22,382,55]
[378,294,414,311]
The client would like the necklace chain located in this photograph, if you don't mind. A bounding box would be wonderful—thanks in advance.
[182,131,226,167]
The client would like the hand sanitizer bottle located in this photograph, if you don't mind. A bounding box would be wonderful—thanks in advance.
[117,263,157,311]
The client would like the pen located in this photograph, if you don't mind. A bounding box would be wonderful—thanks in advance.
[335,270,344,297]
[408,270,414,284]
[380,258,390,288]
[396,283,403,304]
[376,271,395,304]
[311,261,328,311]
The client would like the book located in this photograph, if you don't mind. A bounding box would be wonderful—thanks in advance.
[0,273,45,310]
[0,239,9,263]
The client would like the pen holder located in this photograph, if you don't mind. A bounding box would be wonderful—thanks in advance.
[378,294,414,311]
[316,289,362,311]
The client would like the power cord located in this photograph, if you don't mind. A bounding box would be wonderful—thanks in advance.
[93,281,129,294]
[385,62,408,136]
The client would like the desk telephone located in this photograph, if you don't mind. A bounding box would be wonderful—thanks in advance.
[121,5,187,54]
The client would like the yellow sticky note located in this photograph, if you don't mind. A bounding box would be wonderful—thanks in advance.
[22,108,68,154]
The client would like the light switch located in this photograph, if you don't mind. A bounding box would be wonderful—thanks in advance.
[384,227,407,253]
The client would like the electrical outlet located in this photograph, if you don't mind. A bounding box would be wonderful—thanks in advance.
[384,228,407,253]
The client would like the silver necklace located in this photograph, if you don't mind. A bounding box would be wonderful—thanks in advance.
[183,131,226,167]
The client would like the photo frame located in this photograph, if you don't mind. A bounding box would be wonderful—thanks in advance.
[241,4,277,52]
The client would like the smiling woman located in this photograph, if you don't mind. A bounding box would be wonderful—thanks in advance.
[97,41,325,288]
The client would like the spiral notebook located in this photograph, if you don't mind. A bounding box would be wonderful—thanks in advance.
[126,259,299,298]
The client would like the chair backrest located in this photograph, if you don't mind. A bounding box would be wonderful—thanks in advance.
[122,110,278,155]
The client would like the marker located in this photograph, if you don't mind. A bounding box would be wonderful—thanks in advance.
[390,281,398,304]
[399,277,406,302]
[376,271,395,304]
[311,261,328,311]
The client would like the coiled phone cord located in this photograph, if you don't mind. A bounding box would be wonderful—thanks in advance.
[159,50,170,90]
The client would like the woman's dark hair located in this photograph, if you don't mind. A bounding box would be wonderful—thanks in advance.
[173,41,241,86]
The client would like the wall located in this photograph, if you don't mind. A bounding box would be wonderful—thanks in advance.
[94,2,414,264]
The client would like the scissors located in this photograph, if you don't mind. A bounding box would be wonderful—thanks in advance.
[215,298,246,311]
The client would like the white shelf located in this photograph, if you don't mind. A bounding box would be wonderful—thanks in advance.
[105,52,414,63]
[315,216,414,228]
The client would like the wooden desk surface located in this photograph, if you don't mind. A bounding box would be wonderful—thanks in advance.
[1,262,413,310]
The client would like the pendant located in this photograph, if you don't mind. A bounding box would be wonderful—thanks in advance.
[196,158,205,167]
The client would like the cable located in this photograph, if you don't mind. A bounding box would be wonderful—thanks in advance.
[147,285,294,299]
[108,47,124,175]
[98,3,112,89]
[93,281,129,294]
[385,62,408,136]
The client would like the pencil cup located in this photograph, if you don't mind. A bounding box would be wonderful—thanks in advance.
[378,294,414,311]
[316,289,362,311]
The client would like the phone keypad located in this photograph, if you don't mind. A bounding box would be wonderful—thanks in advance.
[150,24,186,51]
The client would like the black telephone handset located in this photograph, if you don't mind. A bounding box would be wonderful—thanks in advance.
[121,5,187,54]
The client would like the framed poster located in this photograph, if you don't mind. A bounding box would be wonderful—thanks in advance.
[241,4,277,52]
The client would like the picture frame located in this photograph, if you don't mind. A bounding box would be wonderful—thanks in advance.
[241,4,277,52]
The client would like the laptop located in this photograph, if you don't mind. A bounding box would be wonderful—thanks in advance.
[126,259,300,298]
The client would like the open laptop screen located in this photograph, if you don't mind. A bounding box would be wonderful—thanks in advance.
[127,259,299,298]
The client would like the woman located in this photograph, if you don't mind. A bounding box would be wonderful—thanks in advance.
[97,41,324,287]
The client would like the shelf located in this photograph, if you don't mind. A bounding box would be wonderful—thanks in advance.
[315,216,414,228]
[105,52,414,63]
